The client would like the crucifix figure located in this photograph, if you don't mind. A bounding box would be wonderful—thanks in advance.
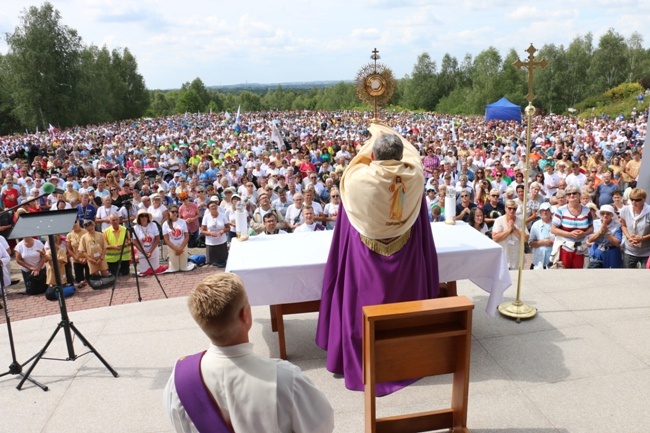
[514,43,548,103]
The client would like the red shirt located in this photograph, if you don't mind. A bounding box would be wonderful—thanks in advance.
[2,187,20,208]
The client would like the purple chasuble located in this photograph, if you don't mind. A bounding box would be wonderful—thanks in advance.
[315,196,439,396]
[174,351,233,433]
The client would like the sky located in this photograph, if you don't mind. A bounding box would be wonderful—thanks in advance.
[1,0,649,90]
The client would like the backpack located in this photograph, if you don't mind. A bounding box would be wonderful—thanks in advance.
[188,254,206,266]
[45,285,76,301]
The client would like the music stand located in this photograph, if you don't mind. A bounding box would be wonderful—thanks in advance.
[9,210,118,390]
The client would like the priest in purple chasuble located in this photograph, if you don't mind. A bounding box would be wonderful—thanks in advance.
[315,122,440,396]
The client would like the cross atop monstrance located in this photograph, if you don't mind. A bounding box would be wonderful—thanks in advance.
[514,43,548,104]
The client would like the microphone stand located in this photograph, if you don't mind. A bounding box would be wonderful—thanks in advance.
[0,183,63,217]
[0,260,48,390]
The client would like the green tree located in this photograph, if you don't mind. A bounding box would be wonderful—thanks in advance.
[438,53,461,99]
[238,90,262,111]
[150,90,174,116]
[470,47,503,112]
[0,55,22,135]
[500,48,526,106]
[588,29,628,94]
[189,77,209,109]
[402,52,439,110]
[564,33,593,107]
[176,88,204,113]
[626,32,650,82]
[5,2,83,129]
[76,45,112,125]
[119,48,149,119]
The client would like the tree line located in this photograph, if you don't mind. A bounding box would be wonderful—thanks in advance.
[149,29,650,118]
[1,2,649,136]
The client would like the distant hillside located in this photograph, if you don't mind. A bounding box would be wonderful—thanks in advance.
[208,80,353,93]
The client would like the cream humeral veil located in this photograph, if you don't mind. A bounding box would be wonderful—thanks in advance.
[340,122,424,243]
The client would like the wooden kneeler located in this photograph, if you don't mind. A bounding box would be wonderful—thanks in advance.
[363,296,474,433]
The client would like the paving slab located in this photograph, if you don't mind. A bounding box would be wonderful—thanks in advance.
[1,269,649,433]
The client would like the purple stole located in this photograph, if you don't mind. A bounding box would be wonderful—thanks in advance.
[174,351,233,433]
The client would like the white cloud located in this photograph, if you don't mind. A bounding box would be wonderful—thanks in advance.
[351,28,381,40]
[1,0,650,88]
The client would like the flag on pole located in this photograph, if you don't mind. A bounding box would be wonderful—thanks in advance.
[225,111,231,120]
[451,121,457,142]
[270,121,284,150]
[233,105,242,135]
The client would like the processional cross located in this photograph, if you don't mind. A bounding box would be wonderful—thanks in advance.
[497,43,549,322]
[514,43,548,103]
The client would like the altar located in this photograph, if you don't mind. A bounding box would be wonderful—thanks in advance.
[226,222,511,358]
[227,222,510,313]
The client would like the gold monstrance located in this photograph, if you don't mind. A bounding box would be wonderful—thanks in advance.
[355,48,396,121]
[498,43,548,322]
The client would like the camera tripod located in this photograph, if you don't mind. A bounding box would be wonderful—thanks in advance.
[108,203,167,306]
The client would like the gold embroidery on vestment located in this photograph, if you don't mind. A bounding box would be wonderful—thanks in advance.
[359,228,411,256]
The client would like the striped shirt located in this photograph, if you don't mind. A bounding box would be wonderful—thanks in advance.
[552,205,593,241]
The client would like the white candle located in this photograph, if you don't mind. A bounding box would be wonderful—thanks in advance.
[235,210,248,234]
[444,195,456,224]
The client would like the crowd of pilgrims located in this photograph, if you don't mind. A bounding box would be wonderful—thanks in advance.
[0,108,648,297]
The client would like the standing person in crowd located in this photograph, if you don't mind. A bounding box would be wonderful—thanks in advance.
[163,205,194,272]
[148,194,169,226]
[133,209,164,276]
[285,193,304,232]
[103,212,131,277]
[323,188,340,229]
[78,219,112,279]
[2,179,20,209]
[594,171,618,207]
[455,190,475,222]
[163,273,334,433]
[76,193,97,223]
[468,207,489,236]
[96,195,118,232]
[178,192,201,248]
[528,202,555,269]
[259,212,287,236]
[619,188,650,268]
[293,205,325,233]
[249,192,286,235]
[586,204,622,268]
[316,125,438,396]
[201,197,230,267]
[483,188,505,228]
[492,199,528,269]
[551,185,594,268]
[15,236,48,295]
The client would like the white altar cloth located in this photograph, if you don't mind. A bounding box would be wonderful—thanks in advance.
[226,222,511,315]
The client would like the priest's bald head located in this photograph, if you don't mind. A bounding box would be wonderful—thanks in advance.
[372,133,403,161]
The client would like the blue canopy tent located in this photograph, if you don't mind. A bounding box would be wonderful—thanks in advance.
[485,97,522,123]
